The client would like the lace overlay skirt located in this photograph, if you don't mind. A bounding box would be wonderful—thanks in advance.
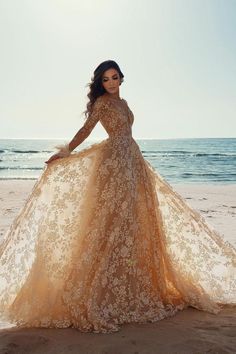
[0,138,235,333]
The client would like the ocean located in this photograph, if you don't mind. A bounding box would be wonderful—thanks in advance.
[0,138,235,184]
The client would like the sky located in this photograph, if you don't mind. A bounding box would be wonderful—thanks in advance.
[0,0,235,140]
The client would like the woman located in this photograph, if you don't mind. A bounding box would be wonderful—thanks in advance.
[0,60,235,334]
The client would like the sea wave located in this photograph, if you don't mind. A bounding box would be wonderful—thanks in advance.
[0,167,43,170]
[0,149,52,154]
[142,151,236,158]
[0,138,235,183]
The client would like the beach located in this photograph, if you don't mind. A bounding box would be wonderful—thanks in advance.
[0,180,236,353]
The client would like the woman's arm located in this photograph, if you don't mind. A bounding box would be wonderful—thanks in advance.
[45,96,107,164]
[68,126,90,152]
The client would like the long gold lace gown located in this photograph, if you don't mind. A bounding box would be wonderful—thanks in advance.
[0,95,235,333]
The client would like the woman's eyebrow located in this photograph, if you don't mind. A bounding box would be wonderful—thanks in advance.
[103,74,118,78]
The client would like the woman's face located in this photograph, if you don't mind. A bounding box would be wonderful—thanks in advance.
[102,68,121,95]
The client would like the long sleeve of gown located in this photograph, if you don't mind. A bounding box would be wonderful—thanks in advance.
[69,96,108,150]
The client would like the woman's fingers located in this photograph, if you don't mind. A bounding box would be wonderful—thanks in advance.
[45,154,61,164]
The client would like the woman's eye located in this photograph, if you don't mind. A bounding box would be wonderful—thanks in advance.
[102,76,118,82]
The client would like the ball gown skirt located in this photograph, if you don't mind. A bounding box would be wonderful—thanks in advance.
[0,96,235,333]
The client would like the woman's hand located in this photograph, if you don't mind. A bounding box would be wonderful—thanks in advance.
[45,143,71,165]
[45,153,62,165]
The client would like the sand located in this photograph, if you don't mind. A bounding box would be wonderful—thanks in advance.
[0,180,235,353]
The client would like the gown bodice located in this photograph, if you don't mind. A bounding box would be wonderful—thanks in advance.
[80,95,135,148]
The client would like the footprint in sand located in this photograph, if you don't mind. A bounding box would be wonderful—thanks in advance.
[4,209,14,214]
[1,334,49,353]
[194,324,236,338]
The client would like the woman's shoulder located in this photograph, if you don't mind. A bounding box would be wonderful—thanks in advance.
[94,94,111,107]
[90,95,113,116]
[94,94,128,110]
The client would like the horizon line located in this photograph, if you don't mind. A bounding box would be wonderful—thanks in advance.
[0,136,235,140]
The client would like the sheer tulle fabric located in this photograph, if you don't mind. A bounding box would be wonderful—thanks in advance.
[0,96,235,333]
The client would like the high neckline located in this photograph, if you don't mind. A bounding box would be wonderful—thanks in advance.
[103,94,123,102]
[110,97,124,102]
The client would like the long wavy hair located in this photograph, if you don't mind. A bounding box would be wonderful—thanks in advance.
[84,60,124,118]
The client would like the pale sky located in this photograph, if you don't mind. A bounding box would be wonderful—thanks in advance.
[0,0,235,140]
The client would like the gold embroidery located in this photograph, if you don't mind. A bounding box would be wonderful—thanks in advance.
[0,95,235,333]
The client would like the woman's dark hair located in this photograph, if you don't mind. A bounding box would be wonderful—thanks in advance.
[84,60,124,118]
